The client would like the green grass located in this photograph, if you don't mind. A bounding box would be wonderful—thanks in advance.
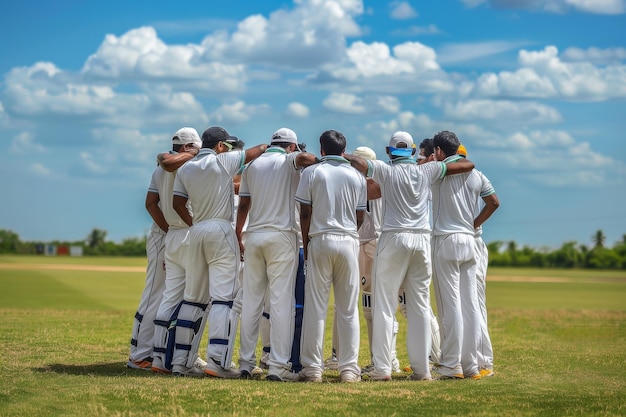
[0,255,625,416]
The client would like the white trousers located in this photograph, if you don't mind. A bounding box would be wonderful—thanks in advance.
[475,236,493,370]
[300,234,360,377]
[129,229,166,361]
[239,230,298,373]
[432,233,479,376]
[152,227,189,365]
[172,219,239,366]
[371,231,432,379]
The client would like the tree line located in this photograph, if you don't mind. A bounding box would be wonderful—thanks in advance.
[0,228,625,270]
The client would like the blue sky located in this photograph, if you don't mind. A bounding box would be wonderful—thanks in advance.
[1,0,625,249]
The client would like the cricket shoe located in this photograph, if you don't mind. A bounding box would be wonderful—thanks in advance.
[151,357,171,375]
[340,370,361,383]
[323,355,338,370]
[479,368,494,377]
[299,369,323,383]
[408,373,433,381]
[362,368,391,381]
[391,357,402,374]
[126,358,153,371]
[432,365,464,380]
[266,368,301,382]
[464,373,482,380]
[172,364,207,378]
[204,358,241,379]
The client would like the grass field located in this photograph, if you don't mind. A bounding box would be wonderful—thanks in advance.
[0,255,624,416]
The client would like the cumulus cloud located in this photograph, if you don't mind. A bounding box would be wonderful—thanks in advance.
[323,92,401,114]
[390,1,418,19]
[459,0,625,14]
[441,99,563,125]
[285,102,310,118]
[200,0,363,69]
[464,46,626,100]
[210,100,271,124]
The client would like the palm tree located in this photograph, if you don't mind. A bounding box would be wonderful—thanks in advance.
[592,230,606,249]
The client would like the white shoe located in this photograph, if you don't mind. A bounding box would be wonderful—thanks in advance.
[391,357,402,374]
[266,368,300,382]
[204,358,241,379]
[299,370,322,383]
[323,355,338,370]
[362,368,391,381]
[172,364,207,378]
[194,357,208,370]
[340,370,361,383]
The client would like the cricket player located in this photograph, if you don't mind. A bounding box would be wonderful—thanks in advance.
[236,127,318,382]
[431,130,499,380]
[296,130,367,383]
[126,128,201,371]
[170,126,267,378]
[348,131,474,381]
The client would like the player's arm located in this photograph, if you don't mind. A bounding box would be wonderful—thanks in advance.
[243,144,269,164]
[344,153,368,176]
[236,196,251,255]
[157,144,199,172]
[173,195,193,227]
[366,178,381,200]
[474,193,500,230]
[299,203,312,261]
[294,152,321,169]
[444,159,475,175]
[145,191,169,233]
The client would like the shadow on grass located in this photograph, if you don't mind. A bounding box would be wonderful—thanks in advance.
[34,362,154,377]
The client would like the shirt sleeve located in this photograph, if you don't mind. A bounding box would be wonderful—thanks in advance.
[295,166,312,205]
[173,166,188,198]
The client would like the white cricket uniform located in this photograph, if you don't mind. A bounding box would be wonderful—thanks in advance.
[171,148,245,367]
[295,156,367,378]
[237,147,301,374]
[473,170,496,371]
[431,156,493,377]
[150,160,195,369]
[367,158,446,379]
[129,217,166,362]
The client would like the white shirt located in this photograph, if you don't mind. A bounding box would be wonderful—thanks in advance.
[148,162,190,230]
[173,148,245,223]
[367,158,446,233]
[239,147,301,233]
[432,156,495,236]
[295,156,367,239]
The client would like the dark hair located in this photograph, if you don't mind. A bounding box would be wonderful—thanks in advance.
[272,141,294,149]
[433,131,460,158]
[319,130,346,156]
[173,144,183,153]
[297,142,307,152]
[419,138,434,157]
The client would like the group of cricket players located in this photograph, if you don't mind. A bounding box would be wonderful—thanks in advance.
[126,124,499,383]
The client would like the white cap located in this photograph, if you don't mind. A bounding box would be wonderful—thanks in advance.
[388,131,415,157]
[353,146,376,160]
[271,127,298,145]
[172,127,202,147]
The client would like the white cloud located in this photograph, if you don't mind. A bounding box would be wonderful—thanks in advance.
[390,1,418,19]
[10,132,46,155]
[211,100,271,124]
[200,0,364,69]
[459,0,625,14]
[285,102,310,118]
[441,99,563,124]
[31,163,51,177]
[465,46,626,100]
[323,92,401,114]
[562,47,626,64]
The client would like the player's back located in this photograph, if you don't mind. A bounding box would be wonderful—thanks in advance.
[432,169,482,236]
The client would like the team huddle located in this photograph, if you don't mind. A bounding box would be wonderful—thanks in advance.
[126,125,500,382]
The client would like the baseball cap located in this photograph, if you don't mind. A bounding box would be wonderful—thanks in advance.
[202,126,238,146]
[271,127,298,145]
[353,146,376,161]
[172,127,202,147]
[457,143,468,158]
[388,131,415,157]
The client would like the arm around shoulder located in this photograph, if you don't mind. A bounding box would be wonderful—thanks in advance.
[445,159,475,175]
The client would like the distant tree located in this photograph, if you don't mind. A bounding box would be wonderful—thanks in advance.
[87,228,107,249]
[0,229,20,253]
[592,230,606,249]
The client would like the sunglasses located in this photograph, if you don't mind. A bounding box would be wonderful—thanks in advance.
[221,141,233,151]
